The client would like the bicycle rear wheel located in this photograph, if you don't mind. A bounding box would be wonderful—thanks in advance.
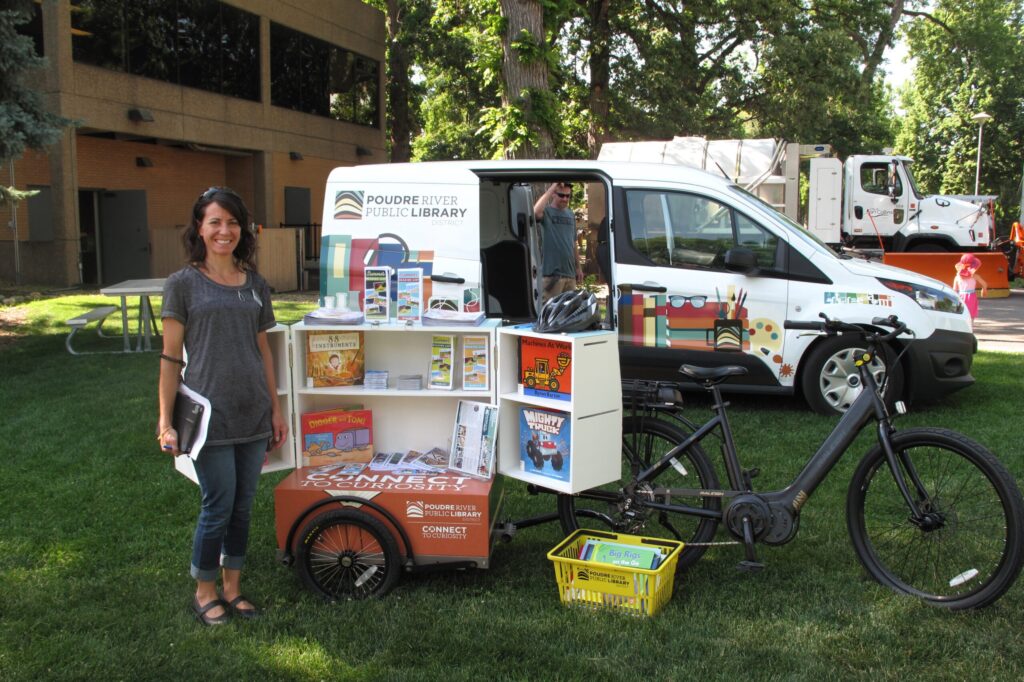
[847,427,1024,609]
[557,416,721,571]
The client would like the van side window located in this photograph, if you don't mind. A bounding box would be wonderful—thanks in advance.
[860,162,902,197]
[625,189,781,272]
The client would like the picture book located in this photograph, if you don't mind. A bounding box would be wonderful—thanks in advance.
[518,406,571,483]
[300,408,374,466]
[428,334,454,390]
[579,539,663,569]
[461,335,490,391]
[396,268,423,323]
[519,336,572,401]
[306,330,365,387]
[449,401,498,479]
[363,266,391,323]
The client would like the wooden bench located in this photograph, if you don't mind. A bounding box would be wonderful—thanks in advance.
[65,305,121,355]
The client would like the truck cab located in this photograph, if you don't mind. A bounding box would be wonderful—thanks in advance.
[320,160,976,415]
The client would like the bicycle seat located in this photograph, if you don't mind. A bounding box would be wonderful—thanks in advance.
[678,364,748,386]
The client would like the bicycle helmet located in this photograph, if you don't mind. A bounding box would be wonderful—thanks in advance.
[533,289,600,334]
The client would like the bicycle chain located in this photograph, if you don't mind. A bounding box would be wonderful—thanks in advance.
[680,540,741,547]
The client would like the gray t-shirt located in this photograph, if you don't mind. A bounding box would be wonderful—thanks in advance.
[162,266,276,445]
[541,205,577,277]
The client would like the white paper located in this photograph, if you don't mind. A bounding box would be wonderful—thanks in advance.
[177,383,212,461]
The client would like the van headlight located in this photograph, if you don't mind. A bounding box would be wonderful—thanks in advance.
[878,278,964,313]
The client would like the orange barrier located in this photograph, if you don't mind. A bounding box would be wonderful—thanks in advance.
[882,251,1010,298]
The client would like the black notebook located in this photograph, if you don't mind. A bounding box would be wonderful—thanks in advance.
[173,392,205,454]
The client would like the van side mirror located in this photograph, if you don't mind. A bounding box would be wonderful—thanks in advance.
[723,247,757,273]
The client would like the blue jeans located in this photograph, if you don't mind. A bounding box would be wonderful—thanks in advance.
[190,438,267,582]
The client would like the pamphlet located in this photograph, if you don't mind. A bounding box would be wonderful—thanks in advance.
[396,268,423,324]
[462,335,490,391]
[364,266,391,323]
[449,400,498,479]
[428,334,455,390]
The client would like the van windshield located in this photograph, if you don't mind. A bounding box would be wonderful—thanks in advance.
[728,185,839,258]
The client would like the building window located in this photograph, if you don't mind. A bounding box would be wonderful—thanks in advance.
[70,0,259,102]
[270,22,379,128]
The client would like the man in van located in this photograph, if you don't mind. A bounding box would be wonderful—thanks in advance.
[534,182,583,302]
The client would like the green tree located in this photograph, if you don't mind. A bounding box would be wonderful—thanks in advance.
[896,0,1024,229]
[0,1,72,207]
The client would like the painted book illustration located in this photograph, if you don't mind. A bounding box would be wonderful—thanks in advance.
[301,408,373,466]
[519,335,572,401]
[518,406,571,482]
[306,330,365,387]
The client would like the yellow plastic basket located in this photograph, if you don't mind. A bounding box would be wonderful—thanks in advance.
[546,529,684,616]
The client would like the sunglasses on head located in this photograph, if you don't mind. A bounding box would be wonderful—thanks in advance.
[199,186,240,201]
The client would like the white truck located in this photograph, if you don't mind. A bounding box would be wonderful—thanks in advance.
[318,159,976,415]
[599,138,995,253]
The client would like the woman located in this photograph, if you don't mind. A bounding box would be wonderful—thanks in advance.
[157,187,287,626]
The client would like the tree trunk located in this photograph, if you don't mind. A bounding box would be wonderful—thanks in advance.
[586,0,611,158]
[498,0,555,158]
[386,0,412,162]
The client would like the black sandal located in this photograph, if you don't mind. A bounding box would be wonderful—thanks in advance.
[227,595,259,620]
[192,597,230,626]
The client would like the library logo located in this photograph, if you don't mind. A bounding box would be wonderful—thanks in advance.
[334,190,365,220]
[406,500,424,518]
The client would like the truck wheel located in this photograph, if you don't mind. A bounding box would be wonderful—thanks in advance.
[525,376,536,388]
[548,378,559,392]
[801,336,904,416]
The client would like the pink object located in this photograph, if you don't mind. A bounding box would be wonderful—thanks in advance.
[958,253,981,271]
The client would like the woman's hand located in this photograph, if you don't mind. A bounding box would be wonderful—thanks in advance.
[270,411,288,449]
[158,425,179,455]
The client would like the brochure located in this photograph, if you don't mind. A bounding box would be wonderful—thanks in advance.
[396,267,423,324]
[364,266,391,323]
[449,400,498,479]
[462,335,490,391]
[428,334,455,390]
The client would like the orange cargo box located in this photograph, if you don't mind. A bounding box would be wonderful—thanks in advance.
[274,467,502,568]
[882,252,1010,298]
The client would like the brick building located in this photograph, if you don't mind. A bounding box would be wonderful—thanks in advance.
[1,0,386,289]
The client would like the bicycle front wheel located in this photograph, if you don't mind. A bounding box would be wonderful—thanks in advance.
[847,427,1024,609]
[557,416,721,571]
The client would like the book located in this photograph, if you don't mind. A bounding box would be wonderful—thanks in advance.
[518,406,571,482]
[300,408,374,466]
[364,266,391,323]
[306,330,365,387]
[172,390,205,455]
[579,539,663,569]
[448,401,498,479]
[428,334,454,390]
[396,268,423,324]
[461,335,490,391]
[519,335,572,401]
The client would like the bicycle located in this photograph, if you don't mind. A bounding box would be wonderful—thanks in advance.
[556,314,1024,609]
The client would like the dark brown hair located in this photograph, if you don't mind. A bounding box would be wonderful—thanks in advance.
[183,187,257,270]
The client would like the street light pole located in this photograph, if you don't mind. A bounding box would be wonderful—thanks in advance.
[971,111,993,197]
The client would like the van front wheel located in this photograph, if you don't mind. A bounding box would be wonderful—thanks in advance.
[801,336,903,416]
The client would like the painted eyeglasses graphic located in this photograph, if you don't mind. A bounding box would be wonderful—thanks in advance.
[668,295,707,309]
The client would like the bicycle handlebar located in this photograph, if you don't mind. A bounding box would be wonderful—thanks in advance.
[784,314,909,343]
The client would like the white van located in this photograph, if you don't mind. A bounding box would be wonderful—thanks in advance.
[319,160,976,415]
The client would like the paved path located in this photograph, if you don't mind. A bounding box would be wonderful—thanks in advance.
[974,289,1024,353]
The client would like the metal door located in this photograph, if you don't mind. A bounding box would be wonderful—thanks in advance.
[99,190,150,284]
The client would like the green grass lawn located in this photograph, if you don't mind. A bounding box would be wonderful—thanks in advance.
[1,294,1022,681]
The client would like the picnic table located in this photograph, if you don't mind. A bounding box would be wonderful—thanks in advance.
[99,278,166,352]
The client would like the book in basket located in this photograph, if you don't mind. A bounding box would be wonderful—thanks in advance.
[301,408,374,466]
[579,539,663,569]
[306,330,364,387]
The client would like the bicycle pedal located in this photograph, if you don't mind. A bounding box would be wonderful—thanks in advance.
[736,560,765,573]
